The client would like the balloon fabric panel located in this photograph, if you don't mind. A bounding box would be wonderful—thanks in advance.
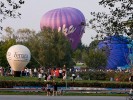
[98,35,130,69]
[40,7,86,49]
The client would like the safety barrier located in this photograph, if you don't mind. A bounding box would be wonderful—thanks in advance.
[63,87,130,94]
[0,86,130,94]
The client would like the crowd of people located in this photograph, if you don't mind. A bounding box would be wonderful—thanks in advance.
[0,64,85,83]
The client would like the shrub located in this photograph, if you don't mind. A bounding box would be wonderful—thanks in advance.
[0,81,132,88]
[78,71,106,80]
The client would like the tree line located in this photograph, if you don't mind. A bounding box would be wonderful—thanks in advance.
[0,27,107,70]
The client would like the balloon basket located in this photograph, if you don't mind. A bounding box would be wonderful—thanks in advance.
[13,71,21,77]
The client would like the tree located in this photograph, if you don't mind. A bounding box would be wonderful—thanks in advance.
[89,40,100,50]
[0,0,24,32]
[0,30,16,68]
[73,49,82,63]
[0,27,38,68]
[43,27,73,67]
[0,27,16,68]
[0,27,74,69]
[84,49,107,69]
[28,27,74,68]
[89,0,133,36]
[14,28,38,68]
[72,42,89,64]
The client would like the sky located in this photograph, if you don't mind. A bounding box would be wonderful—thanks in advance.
[2,0,108,46]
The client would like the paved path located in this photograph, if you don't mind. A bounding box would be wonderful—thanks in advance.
[0,95,127,100]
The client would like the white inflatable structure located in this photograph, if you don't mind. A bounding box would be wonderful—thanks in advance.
[6,45,31,71]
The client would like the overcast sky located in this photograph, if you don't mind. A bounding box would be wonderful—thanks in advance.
[2,0,108,46]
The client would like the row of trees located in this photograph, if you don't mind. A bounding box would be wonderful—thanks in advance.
[0,27,107,70]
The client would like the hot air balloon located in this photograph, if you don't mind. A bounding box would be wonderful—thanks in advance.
[6,45,31,77]
[40,7,86,49]
[98,35,130,70]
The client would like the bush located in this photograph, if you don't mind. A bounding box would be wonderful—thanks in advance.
[0,80,132,88]
[78,71,106,80]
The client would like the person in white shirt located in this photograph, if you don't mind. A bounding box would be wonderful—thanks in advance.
[59,68,63,78]
[72,73,76,81]
[34,68,37,77]
[38,72,42,81]
[63,73,66,80]
[129,88,133,95]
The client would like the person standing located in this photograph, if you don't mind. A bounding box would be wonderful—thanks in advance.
[129,88,133,95]
[44,73,48,81]
[33,68,37,77]
[72,73,76,81]
[38,72,42,81]
[47,73,52,81]
[59,68,63,78]
[53,81,58,96]
[46,83,51,96]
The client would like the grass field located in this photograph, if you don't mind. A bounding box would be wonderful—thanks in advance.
[0,76,38,81]
[0,91,128,96]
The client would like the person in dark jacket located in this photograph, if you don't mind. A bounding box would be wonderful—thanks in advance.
[52,81,58,96]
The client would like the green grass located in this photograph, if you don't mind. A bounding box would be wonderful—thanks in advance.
[64,93,128,96]
[0,91,128,96]
[76,63,86,67]
[0,76,38,81]
[0,91,45,95]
